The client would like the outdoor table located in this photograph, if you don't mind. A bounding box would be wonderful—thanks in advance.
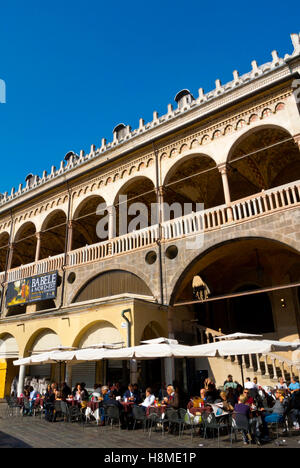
[188,406,212,416]
[66,399,81,407]
[120,401,134,413]
[146,405,167,417]
[87,401,100,411]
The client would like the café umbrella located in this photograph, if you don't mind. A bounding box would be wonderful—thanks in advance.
[189,335,300,386]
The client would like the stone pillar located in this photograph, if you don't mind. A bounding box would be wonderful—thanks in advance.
[67,221,74,252]
[65,364,72,389]
[35,232,41,263]
[165,307,175,385]
[108,206,115,240]
[130,360,138,384]
[17,365,26,397]
[7,244,15,271]
[218,164,233,221]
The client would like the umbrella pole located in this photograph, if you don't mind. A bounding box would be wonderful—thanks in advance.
[240,360,245,387]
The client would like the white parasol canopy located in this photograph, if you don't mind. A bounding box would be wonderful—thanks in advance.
[189,338,300,357]
[215,333,263,341]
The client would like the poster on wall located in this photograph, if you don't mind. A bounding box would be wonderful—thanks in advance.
[6,272,58,307]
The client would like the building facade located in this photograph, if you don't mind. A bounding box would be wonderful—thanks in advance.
[0,33,300,396]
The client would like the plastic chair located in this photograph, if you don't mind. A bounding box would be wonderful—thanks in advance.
[132,405,147,432]
[105,405,121,430]
[202,411,230,447]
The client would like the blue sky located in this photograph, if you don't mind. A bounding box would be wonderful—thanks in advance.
[0,0,298,193]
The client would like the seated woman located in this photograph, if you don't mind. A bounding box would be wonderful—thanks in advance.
[264,389,286,424]
[234,395,252,444]
[220,391,234,412]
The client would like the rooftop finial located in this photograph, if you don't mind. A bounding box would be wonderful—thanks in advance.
[291,33,300,55]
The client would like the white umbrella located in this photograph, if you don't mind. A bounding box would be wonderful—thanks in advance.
[215,333,263,341]
[189,336,300,385]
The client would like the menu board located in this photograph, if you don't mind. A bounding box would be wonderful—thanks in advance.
[6,272,58,307]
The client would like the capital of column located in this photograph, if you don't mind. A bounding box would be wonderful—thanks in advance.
[293,134,300,150]
[218,163,230,175]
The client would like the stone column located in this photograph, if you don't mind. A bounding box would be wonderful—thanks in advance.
[35,232,41,263]
[165,307,175,385]
[130,360,138,385]
[218,164,233,221]
[67,221,74,252]
[6,243,15,271]
[108,206,115,240]
[17,365,26,397]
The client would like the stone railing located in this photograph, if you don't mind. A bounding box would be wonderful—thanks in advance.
[231,181,300,222]
[197,325,300,382]
[0,180,299,282]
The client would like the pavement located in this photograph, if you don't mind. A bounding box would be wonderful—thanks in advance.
[0,407,299,449]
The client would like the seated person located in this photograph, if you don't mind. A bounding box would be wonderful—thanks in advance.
[245,377,256,390]
[219,391,234,411]
[133,384,142,404]
[205,383,220,404]
[224,375,238,391]
[92,384,102,399]
[123,384,136,402]
[140,387,155,410]
[163,385,179,409]
[286,389,300,430]
[234,395,251,444]
[61,382,72,400]
[243,389,255,406]
[275,377,288,391]
[288,377,300,395]
[264,390,286,424]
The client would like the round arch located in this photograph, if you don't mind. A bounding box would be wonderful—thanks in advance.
[226,125,300,201]
[163,152,224,212]
[72,269,154,304]
[140,321,166,342]
[23,328,62,358]
[113,176,156,237]
[72,320,124,348]
[169,237,300,337]
[0,333,19,358]
[0,232,9,272]
[39,209,67,259]
[71,195,108,249]
[170,236,300,305]
[12,222,37,268]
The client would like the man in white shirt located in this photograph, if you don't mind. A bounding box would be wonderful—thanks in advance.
[140,388,155,410]
[244,378,256,390]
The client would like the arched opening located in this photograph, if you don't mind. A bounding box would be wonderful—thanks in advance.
[114,177,156,237]
[12,222,37,269]
[25,329,62,382]
[72,195,108,249]
[139,322,164,392]
[73,270,153,303]
[39,210,67,259]
[163,154,224,219]
[72,322,126,390]
[0,232,9,272]
[172,238,300,339]
[0,333,19,398]
[227,126,300,201]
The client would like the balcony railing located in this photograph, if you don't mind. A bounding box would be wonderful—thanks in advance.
[0,180,299,283]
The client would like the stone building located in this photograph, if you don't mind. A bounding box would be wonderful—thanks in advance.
[0,33,300,397]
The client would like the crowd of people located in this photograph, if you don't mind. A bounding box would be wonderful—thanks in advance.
[18,374,300,443]
[194,374,300,444]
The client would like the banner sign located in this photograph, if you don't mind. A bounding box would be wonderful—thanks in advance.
[6,272,58,307]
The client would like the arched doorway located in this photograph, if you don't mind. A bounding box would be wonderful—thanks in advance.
[171,238,300,340]
[0,334,19,398]
[0,232,9,272]
[27,329,62,381]
[72,321,126,390]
